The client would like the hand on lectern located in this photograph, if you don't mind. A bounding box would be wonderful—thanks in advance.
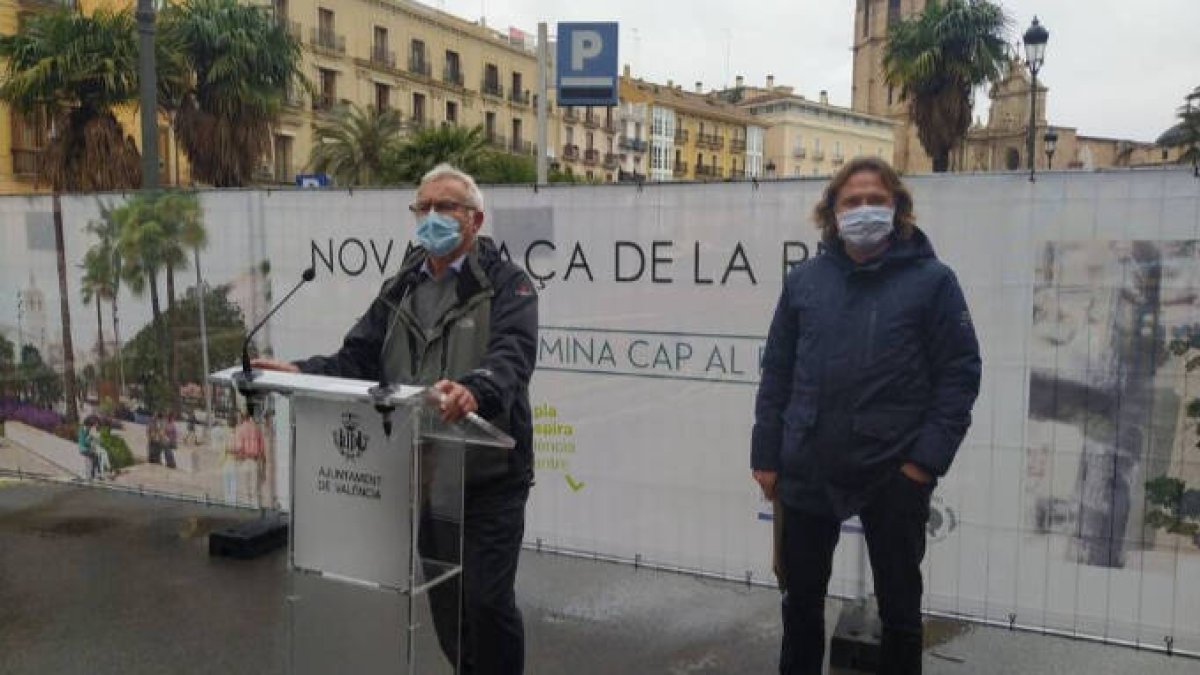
[251,357,300,373]
[433,380,478,423]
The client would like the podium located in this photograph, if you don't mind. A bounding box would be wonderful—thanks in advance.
[210,367,514,674]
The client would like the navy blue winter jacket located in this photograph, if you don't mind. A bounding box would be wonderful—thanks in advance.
[751,227,981,518]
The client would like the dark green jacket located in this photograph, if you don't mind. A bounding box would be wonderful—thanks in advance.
[295,237,538,495]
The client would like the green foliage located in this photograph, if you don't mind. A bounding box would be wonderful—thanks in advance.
[1146,476,1186,508]
[309,104,406,186]
[382,125,492,184]
[17,345,62,409]
[98,427,134,469]
[0,8,141,190]
[122,283,246,412]
[474,152,536,184]
[883,0,1011,172]
[0,332,15,399]
[159,0,307,187]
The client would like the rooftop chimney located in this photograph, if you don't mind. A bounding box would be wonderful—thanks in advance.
[766,74,775,89]
[695,81,703,93]
[820,90,829,105]
[735,75,744,88]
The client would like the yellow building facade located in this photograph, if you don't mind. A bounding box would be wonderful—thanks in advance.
[269,0,557,185]
[736,76,895,178]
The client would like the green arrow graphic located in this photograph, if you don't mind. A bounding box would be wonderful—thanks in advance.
[565,474,586,492]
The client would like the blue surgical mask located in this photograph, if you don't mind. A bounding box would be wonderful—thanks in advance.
[416,212,462,256]
[836,205,895,249]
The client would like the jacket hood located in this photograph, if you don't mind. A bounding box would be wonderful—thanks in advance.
[822,226,937,271]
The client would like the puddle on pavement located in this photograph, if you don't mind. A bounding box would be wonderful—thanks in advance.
[924,617,973,648]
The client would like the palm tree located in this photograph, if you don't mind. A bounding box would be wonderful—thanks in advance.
[80,246,111,362]
[309,104,406,186]
[159,0,306,187]
[883,0,1010,172]
[114,193,173,411]
[383,124,492,184]
[0,8,144,423]
[88,203,127,395]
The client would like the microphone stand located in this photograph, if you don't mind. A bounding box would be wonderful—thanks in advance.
[234,267,316,417]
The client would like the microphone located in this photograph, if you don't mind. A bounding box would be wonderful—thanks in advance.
[236,267,316,411]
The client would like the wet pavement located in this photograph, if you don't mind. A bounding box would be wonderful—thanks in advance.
[1,480,1197,674]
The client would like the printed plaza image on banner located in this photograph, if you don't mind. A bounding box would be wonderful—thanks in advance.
[1028,240,1200,568]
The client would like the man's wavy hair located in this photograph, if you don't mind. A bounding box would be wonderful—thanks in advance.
[813,156,916,241]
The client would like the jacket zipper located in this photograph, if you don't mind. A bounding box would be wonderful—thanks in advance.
[865,304,878,364]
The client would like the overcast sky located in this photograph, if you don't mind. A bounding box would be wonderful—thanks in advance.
[439,0,1199,142]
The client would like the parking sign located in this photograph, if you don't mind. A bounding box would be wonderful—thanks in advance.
[556,22,618,107]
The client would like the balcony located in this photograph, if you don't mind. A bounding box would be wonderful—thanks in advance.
[694,164,720,178]
[583,113,600,129]
[696,134,725,150]
[511,140,533,155]
[619,137,647,153]
[673,161,688,177]
[509,89,530,106]
[603,153,619,169]
[311,28,345,54]
[618,170,646,183]
[563,108,580,123]
[481,80,504,99]
[730,139,747,153]
[408,58,431,78]
[312,93,335,112]
[562,144,580,160]
[729,169,746,179]
[11,148,43,177]
[812,149,826,161]
[831,155,845,166]
[276,18,302,39]
[792,147,807,159]
[370,46,396,70]
[674,129,688,144]
[443,67,464,87]
[602,120,617,134]
[583,149,600,166]
[486,133,508,150]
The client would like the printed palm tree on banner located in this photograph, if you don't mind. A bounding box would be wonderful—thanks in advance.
[114,194,174,412]
[0,8,145,423]
[309,103,406,186]
[883,0,1011,173]
[86,202,127,396]
[1158,85,1200,176]
[158,0,307,187]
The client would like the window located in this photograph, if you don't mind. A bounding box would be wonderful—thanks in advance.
[887,85,894,106]
[888,0,902,25]
[566,126,574,145]
[373,26,387,54]
[511,72,523,98]
[485,112,496,138]
[317,68,336,109]
[273,0,288,20]
[512,118,522,147]
[446,101,458,125]
[635,122,643,140]
[273,135,293,182]
[412,92,426,125]
[318,8,333,36]
[586,131,594,151]
[863,0,871,37]
[445,50,462,85]
[374,83,389,111]
[410,39,427,75]
[484,64,500,95]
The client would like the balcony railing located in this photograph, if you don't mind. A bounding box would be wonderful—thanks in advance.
[603,153,619,169]
[311,28,345,54]
[730,139,747,153]
[511,140,533,155]
[831,155,845,166]
[509,89,530,106]
[674,129,688,144]
[618,137,647,152]
[792,147,807,159]
[370,46,396,69]
[11,148,42,177]
[584,149,600,165]
[583,114,600,130]
[312,93,335,111]
[443,67,464,87]
[408,58,431,78]
[562,144,580,160]
[563,108,580,123]
[694,164,720,178]
[481,79,504,98]
[729,169,747,179]
[696,134,725,150]
[673,161,688,177]
[812,149,825,161]
[486,134,508,150]
[602,120,617,134]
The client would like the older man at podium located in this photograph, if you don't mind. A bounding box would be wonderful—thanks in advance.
[253,164,538,675]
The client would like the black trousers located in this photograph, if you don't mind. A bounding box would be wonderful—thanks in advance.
[420,488,528,675]
[779,472,932,675]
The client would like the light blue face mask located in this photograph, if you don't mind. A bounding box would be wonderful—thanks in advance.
[836,205,895,249]
[416,212,462,256]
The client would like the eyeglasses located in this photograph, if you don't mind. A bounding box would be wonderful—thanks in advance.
[408,199,475,215]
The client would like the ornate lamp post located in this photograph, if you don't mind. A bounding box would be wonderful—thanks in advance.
[1044,127,1059,170]
[1023,16,1049,180]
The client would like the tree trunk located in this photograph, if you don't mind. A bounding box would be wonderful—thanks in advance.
[148,269,169,413]
[111,293,125,400]
[166,265,179,413]
[95,297,106,361]
[52,193,79,424]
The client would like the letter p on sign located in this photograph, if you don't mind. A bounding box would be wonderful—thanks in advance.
[572,30,603,70]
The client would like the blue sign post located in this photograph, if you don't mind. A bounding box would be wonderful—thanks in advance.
[555,22,619,107]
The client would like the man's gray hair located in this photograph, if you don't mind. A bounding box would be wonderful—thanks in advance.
[420,163,485,212]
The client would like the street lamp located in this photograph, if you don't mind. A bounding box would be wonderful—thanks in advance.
[1023,16,1049,180]
[1044,127,1058,170]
